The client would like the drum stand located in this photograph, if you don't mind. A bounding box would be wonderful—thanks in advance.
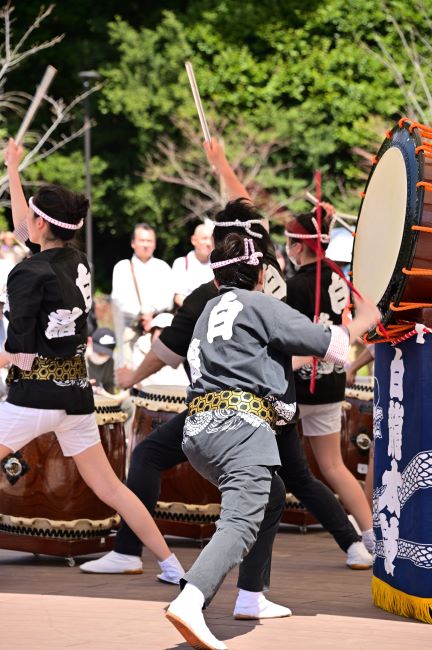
[0,530,116,566]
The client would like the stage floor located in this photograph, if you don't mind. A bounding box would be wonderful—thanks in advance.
[0,525,428,649]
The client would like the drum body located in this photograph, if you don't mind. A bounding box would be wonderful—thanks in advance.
[352,119,432,341]
[130,386,221,539]
[0,396,127,558]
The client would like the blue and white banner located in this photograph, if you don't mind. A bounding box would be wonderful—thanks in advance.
[373,334,432,621]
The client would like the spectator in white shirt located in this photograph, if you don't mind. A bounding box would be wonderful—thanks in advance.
[111,223,174,366]
[172,223,214,307]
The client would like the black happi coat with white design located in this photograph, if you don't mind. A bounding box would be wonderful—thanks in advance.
[5,246,94,414]
[286,263,348,405]
[187,286,333,421]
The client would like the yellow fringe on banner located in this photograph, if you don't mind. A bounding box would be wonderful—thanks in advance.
[372,576,432,624]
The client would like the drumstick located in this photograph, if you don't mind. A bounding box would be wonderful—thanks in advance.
[305,192,354,232]
[15,65,57,145]
[185,61,211,144]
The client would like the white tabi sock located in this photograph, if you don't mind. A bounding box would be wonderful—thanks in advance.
[167,583,227,650]
[157,553,185,584]
[234,588,292,619]
[361,528,375,554]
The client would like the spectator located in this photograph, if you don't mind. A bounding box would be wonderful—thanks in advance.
[111,223,174,365]
[172,223,214,307]
[0,231,28,265]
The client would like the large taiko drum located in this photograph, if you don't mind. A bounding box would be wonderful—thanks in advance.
[0,395,127,561]
[130,385,221,539]
[352,117,432,341]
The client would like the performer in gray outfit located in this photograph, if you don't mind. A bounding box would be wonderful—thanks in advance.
[166,233,380,650]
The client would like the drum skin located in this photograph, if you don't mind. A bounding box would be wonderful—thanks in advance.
[352,119,432,338]
[130,405,221,505]
[0,421,126,522]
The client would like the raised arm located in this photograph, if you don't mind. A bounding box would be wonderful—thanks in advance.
[204,137,252,202]
[3,139,28,235]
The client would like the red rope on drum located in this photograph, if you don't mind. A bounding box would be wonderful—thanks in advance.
[412,225,432,233]
[310,170,323,395]
[416,181,432,192]
[390,301,432,311]
[402,267,432,276]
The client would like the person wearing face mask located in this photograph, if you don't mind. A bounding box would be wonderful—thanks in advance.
[284,206,374,555]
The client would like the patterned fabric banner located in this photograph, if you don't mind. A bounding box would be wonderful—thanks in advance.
[373,335,432,623]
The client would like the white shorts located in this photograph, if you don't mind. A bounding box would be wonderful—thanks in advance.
[298,402,342,437]
[0,402,101,457]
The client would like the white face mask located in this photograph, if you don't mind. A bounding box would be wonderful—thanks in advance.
[286,243,300,271]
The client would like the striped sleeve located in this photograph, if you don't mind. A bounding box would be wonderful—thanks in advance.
[323,325,350,365]
[4,351,36,371]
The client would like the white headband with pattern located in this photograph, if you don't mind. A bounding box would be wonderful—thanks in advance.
[210,238,263,269]
[213,218,264,239]
[29,196,84,230]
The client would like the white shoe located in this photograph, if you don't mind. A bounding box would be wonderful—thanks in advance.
[346,541,373,570]
[79,550,143,574]
[166,587,227,650]
[234,596,292,620]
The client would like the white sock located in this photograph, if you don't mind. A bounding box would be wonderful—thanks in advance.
[171,582,205,612]
[235,589,264,608]
[158,552,183,573]
[362,528,375,553]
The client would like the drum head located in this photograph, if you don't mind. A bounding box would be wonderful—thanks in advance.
[353,146,407,305]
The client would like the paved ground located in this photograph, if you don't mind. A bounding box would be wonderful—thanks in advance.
[0,525,429,650]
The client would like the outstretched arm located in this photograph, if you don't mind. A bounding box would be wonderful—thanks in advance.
[204,137,252,202]
[3,139,28,236]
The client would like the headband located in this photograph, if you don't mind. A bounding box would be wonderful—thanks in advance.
[284,213,336,244]
[210,238,263,269]
[213,218,264,239]
[29,196,84,231]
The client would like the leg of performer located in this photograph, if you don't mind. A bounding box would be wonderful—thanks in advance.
[234,471,291,620]
[277,423,372,568]
[167,465,285,650]
[80,410,187,580]
[73,441,174,561]
[307,432,373,547]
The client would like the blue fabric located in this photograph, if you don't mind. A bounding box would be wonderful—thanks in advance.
[373,336,432,598]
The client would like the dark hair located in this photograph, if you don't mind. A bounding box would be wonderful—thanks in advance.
[214,199,282,272]
[286,207,333,251]
[33,184,88,243]
[132,223,156,241]
[210,233,263,290]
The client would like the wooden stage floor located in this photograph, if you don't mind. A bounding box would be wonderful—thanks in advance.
[0,525,429,650]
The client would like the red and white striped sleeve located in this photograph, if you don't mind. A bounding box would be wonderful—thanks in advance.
[4,352,36,371]
[323,325,350,365]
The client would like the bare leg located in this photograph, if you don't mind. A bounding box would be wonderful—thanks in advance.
[308,432,373,532]
[364,443,374,508]
[73,442,171,561]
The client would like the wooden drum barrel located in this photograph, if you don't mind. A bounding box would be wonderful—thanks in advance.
[0,395,127,561]
[130,385,221,540]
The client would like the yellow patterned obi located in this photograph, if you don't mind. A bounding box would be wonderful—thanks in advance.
[6,355,87,384]
[188,389,277,428]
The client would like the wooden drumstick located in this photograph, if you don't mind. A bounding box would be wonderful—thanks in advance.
[15,65,57,145]
[185,61,211,144]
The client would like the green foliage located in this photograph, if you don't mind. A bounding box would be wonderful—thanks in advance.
[8,0,432,289]
[24,151,112,229]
